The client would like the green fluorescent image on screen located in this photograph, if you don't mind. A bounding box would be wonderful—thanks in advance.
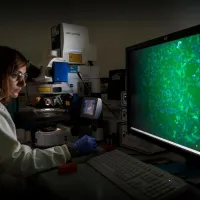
[133,34,200,151]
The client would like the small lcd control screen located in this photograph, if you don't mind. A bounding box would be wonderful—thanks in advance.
[83,99,96,116]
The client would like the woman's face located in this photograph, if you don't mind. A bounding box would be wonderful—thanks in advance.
[9,63,27,98]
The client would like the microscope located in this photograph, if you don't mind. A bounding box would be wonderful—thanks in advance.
[15,23,102,148]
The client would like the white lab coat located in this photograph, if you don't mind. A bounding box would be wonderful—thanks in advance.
[0,102,71,178]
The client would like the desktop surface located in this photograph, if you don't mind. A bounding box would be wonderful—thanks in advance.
[36,147,200,200]
[38,163,132,200]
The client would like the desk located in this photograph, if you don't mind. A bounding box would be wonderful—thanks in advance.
[36,147,200,200]
[38,164,132,200]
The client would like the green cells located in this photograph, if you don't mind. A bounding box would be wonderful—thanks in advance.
[136,34,200,151]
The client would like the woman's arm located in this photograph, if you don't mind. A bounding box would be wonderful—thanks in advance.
[0,109,72,177]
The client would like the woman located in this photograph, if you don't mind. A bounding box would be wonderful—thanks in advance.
[0,46,97,178]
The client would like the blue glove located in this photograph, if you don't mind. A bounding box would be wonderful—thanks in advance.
[72,135,97,155]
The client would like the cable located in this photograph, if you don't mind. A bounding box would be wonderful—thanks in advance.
[76,70,119,120]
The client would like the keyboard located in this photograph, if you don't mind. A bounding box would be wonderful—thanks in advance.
[87,149,188,200]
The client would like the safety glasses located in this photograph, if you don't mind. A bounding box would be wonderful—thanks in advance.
[10,71,28,82]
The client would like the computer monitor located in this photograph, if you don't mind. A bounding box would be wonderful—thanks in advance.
[126,24,200,163]
[80,97,102,119]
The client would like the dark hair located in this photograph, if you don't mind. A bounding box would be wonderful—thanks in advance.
[0,46,28,104]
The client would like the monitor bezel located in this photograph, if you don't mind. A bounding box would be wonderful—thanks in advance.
[126,24,200,161]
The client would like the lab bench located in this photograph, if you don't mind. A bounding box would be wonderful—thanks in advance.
[34,147,200,200]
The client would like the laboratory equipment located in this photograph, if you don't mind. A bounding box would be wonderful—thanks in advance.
[26,23,100,100]
[51,23,92,64]
[52,61,69,82]
[79,97,103,141]
[35,126,69,147]
[126,24,200,165]
[80,97,102,120]
[21,97,102,147]
[15,107,71,147]
[17,23,101,147]
[87,149,188,200]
